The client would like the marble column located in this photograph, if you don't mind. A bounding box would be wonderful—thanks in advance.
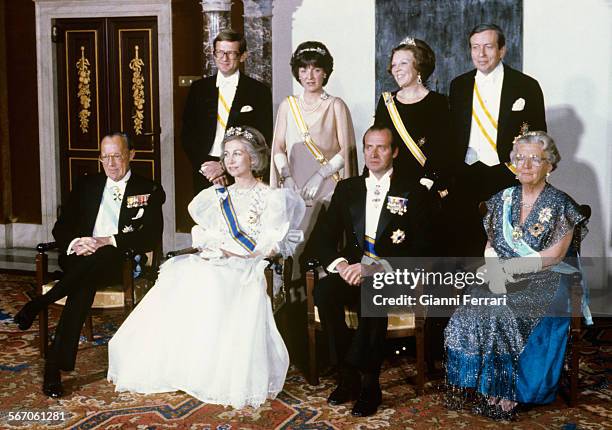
[243,0,273,86]
[200,0,232,75]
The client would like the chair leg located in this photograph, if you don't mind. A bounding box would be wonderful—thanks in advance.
[306,269,319,385]
[84,315,94,342]
[567,272,582,407]
[415,319,425,395]
[36,250,48,358]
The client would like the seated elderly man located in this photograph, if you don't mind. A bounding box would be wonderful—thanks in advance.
[310,124,435,417]
[14,132,165,398]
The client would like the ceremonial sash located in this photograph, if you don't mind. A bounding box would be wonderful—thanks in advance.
[215,187,256,252]
[364,235,379,260]
[217,91,231,130]
[287,96,341,182]
[472,83,516,174]
[382,92,426,167]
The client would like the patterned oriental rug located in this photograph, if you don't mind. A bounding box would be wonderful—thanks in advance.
[0,272,610,429]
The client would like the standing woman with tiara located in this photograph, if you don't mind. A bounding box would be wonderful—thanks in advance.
[374,37,452,200]
[271,41,358,275]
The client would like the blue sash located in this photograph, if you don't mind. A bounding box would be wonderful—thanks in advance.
[216,187,256,252]
[364,235,379,260]
[501,188,591,323]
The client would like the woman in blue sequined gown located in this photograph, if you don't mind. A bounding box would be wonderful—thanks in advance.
[444,131,590,418]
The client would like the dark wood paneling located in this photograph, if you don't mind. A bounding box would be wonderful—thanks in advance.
[5,0,40,223]
[0,0,10,223]
[56,19,107,202]
[56,17,160,202]
[375,0,523,98]
[171,0,205,232]
[107,17,159,160]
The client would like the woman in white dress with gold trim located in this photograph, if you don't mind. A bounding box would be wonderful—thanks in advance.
[107,126,305,409]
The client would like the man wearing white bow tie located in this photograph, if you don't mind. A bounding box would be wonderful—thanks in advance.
[448,23,547,256]
[310,125,435,417]
[13,132,165,398]
[182,29,273,194]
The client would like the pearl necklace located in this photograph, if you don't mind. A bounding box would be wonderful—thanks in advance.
[299,91,329,113]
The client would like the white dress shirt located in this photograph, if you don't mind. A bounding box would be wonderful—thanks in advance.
[209,70,240,157]
[67,171,131,254]
[465,61,504,166]
[327,169,392,272]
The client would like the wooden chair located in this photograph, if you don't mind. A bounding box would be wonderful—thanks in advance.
[35,242,160,358]
[478,202,591,406]
[563,204,591,406]
[165,247,293,314]
[304,259,428,394]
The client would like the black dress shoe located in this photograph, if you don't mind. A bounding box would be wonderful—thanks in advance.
[327,367,360,405]
[327,382,360,405]
[351,386,382,417]
[14,300,42,331]
[42,363,63,398]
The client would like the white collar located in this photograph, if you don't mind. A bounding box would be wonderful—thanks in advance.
[475,61,504,84]
[366,168,393,187]
[106,170,131,188]
[216,70,240,88]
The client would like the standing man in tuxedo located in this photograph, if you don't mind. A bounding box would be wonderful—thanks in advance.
[181,29,273,193]
[449,23,547,255]
[311,125,434,417]
[14,132,165,397]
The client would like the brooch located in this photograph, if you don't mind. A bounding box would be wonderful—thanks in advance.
[417,137,426,147]
[512,226,523,241]
[126,194,150,208]
[528,223,544,237]
[538,207,552,223]
[122,225,134,233]
[247,211,260,225]
[391,229,406,244]
[386,196,408,216]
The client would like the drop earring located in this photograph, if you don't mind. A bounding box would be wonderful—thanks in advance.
[417,73,422,85]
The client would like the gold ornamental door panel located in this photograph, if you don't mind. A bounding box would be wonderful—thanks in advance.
[55,17,160,202]
[108,17,160,180]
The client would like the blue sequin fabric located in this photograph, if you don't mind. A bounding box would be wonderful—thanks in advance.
[444,183,587,404]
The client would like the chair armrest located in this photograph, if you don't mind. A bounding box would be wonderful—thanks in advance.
[166,247,198,259]
[37,242,58,253]
[305,258,321,272]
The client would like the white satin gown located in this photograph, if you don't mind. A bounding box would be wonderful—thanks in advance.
[107,183,305,409]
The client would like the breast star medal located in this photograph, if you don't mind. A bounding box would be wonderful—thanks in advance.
[538,207,553,224]
[391,229,406,244]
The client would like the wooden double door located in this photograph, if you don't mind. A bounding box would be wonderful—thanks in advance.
[55,16,160,200]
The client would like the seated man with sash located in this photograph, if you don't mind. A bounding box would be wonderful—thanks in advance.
[311,124,435,417]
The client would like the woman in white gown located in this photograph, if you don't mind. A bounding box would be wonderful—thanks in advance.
[107,126,305,409]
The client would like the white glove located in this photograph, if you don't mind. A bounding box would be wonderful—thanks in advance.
[481,247,508,294]
[273,153,297,191]
[301,171,325,200]
[300,153,345,200]
[501,253,543,278]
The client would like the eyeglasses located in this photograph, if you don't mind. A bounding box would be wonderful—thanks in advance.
[513,154,548,167]
[214,50,240,60]
[99,153,126,164]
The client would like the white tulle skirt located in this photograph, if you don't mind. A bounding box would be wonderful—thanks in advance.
[107,254,289,409]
